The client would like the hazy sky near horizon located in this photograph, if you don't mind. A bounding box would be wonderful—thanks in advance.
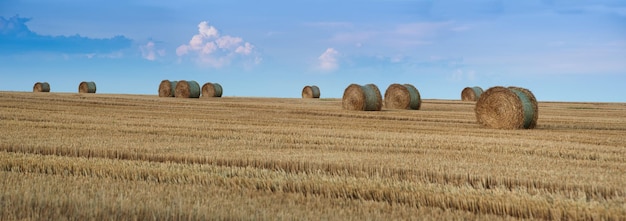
[1,0,625,102]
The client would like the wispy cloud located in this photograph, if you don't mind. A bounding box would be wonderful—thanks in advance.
[0,15,132,55]
[140,41,165,61]
[176,21,259,68]
[303,21,354,29]
[318,48,339,71]
[449,69,476,82]
[326,21,465,49]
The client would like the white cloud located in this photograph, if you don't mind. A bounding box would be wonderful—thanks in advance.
[235,42,254,55]
[216,36,243,49]
[176,21,259,68]
[189,35,205,50]
[198,21,219,38]
[175,45,189,56]
[327,21,457,49]
[318,48,339,71]
[201,42,217,55]
[140,41,165,61]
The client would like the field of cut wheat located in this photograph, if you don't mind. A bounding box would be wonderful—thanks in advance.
[0,91,624,220]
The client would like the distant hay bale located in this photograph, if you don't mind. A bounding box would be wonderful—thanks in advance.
[175,80,200,98]
[201,82,223,98]
[33,82,50,92]
[159,80,178,97]
[475,86,538,129]
[78,81,96,93]
[384,83,421,110]
[461,86,483,101]
[301,85,320,98]
[342,84,382,111]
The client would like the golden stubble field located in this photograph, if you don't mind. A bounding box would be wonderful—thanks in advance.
[0,91,624,220]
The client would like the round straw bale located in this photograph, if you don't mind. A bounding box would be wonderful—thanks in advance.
[78,81,96,93]
[475,86,538,129]
[201,82,223,98]
[384,83,421,110]
[301,85,320,98]
[508,86,538,129]
[33,82,50,92]
[175,80,200,98]
[461,86,483,101]
[159,80,178,97]
[342,84,382,111]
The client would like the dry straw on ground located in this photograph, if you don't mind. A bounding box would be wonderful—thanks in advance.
[475,86,538,129]
[201,82,223,98]
[461,86,483,101]
[78,81,96,93]
[33,82,50,93]
[342,84,382,111]
[159,80,178,97]
[384,83,421,110]
[301,85,320,99]
[175,80,200,98]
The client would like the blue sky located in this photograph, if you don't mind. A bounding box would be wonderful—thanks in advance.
[1,0,625,102]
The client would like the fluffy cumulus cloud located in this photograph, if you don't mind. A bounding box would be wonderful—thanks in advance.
[176,21,259,68]
[317,48,339,71]
[0,15,132,55]
[140,41,165,61]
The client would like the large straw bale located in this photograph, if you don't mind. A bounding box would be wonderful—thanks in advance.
[78,81,96,93]
[175,80,201,98]
[159,80,178,97]
[508,86,538,129]
[301,85,320,98]
[201,82,223,98]
[342,84,382,111]
[384,83,421,110]
[461,86,483,101]
[33,82,50,92]
[475,86,538,129]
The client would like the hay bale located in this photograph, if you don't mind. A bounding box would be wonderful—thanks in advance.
[78,81,96,93]
[175,80,200,98]
[475,86,538,129]
[201,82,223,98]
[342,83,382,111]
[508,86,538,129]
[159,80,178,97]
[384,83,421,110]
[461,86,483,101]
[301,85,320,99]
[33,82,50,92]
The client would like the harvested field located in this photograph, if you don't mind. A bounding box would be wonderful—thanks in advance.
[0,91,624,220]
